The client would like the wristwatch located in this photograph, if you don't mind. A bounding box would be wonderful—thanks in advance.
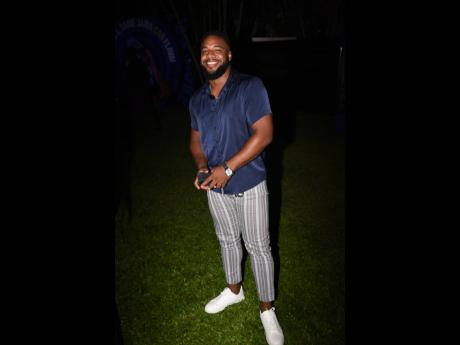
[223,162,233,177]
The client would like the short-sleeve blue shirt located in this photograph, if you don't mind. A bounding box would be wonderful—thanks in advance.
[189,69,272,194]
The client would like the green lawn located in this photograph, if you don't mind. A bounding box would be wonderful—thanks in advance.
[115,105,345,345]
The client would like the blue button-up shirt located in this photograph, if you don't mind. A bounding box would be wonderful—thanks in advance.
[189,69,272,194]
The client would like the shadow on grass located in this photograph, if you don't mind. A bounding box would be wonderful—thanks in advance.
[264,87,297,301]
[232,86,296,303]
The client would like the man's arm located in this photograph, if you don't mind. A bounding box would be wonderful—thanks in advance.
[190,129,209,190]
[227,113,273,171]
[203,114,273,189]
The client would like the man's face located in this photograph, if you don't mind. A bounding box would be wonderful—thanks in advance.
[200,35,232,80]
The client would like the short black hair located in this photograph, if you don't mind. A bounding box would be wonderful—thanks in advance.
[200,30,231,49]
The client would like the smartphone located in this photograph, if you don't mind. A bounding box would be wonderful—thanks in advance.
[197,171,211,186]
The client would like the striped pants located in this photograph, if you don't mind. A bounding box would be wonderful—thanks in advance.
[207,180,275,302]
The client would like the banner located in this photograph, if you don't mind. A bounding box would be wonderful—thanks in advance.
[115,16,195,106]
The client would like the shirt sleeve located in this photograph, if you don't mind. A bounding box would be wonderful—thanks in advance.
[244,77,272,126]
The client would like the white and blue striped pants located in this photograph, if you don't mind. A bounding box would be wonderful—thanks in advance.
[207,180,275,302]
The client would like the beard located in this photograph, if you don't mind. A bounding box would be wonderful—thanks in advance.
[201,60,230,80]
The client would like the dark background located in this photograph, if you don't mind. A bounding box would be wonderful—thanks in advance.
[114,0,345,116]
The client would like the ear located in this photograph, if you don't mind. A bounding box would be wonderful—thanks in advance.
[228,50,232,62]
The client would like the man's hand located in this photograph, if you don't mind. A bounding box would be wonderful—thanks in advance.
[194,168,210,190]
[201,165,231,191]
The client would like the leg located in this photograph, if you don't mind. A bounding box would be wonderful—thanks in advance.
[237,181,275,311]
[207,191,243,290]
[238,182,284,344]
[205,191,245,314]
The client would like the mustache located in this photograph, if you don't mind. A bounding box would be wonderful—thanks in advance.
[201,60,230,80]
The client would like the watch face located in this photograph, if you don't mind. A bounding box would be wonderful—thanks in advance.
[225,168,232,176]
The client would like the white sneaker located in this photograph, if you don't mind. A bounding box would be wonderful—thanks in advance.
[260,307,284,345]
[204,287,245,314]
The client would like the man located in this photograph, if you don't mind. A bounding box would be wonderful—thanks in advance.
[189,31,284,345]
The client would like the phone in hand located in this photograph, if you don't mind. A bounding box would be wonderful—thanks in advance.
[197,171,211,186]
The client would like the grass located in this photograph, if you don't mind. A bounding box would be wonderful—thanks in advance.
[115,104,345,345]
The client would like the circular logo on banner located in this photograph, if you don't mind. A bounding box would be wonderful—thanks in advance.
[115,17,194,105]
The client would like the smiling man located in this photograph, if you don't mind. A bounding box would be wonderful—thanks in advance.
[188,31,284,345]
